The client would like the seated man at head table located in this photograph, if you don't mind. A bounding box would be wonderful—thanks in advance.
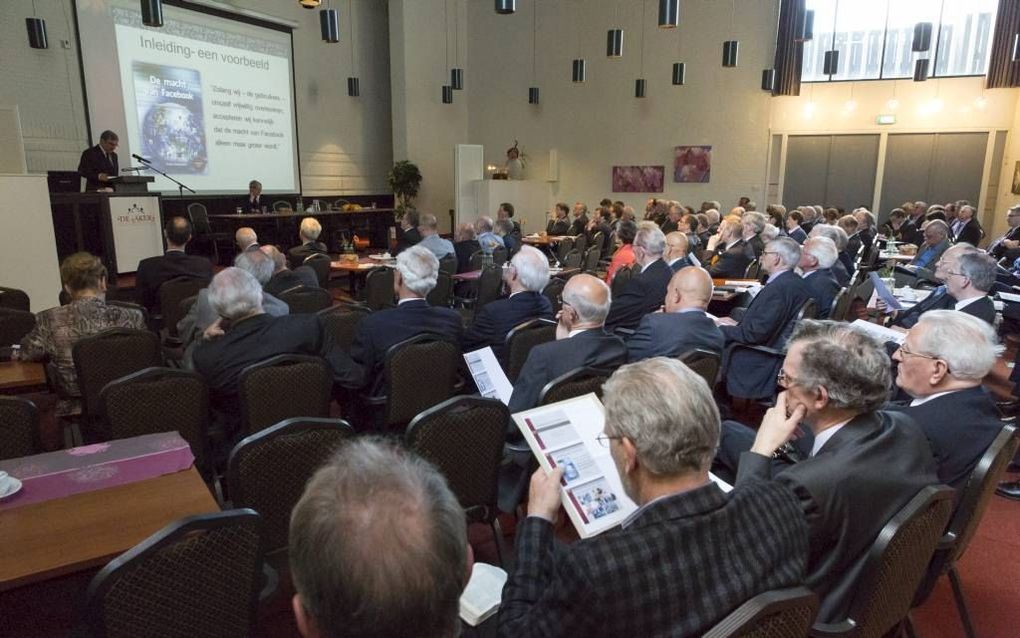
[500,357,808,637]
[886,310,1005,491]
[287,217,329,269]
[242,179,271,213]
[545,203,571,236]
[626,266,724,363]
[17,252,146,421]
[713,320,938,623]
[133,216,212,315]
[262,245,319,297]
[461,245,553,364]
[603,222,673,332]
[191,267,361,445]
[289,438,469,638]
[415,212,455,259]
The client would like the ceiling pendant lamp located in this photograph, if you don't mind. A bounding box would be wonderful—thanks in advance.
[442,85,453,103]
[299,0,321,8]
[495,0,515,15]
[658,0,679,28]
[26,17,47,49]
[912,22,933,53]
[1013,34,1020,62]
[528,87,540,104]
[672,62,686,85]
[141,0,163,27]
[722,40,738,67]
[451,68,464,90]
[761,68,776,91]
[572,58,586,83]
[913,58,930,82]
[347,77,360,96]
[607,29,623,57]
[320,8,339,43]
[795,9,814,42]
[635,78,646,98]
[823,49,839,76]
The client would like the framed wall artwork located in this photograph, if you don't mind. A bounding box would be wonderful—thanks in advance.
[674,145,712,183]
[612,165,665,193]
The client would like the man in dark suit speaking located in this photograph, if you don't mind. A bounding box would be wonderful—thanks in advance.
[77,130,120,191]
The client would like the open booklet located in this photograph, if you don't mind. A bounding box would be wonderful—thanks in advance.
[850,318,906,345]
[512,393,732,539]
[459,562,508,626]
[463,347,514,405]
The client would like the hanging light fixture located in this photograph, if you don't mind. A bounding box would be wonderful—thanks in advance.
[761,69,776,91]
[529,0,539,103]
[635,79,646,98]
[635,0,647,98]
[913,58,930,82]
[320,7,339,43]
[141,0,163,27]
[658,0,679,28]
[607,29,623,57]
[672,62,686,85]
[450,0,463,90]
[722,41,739,67]
[795,9,814,42]
[442,85,454,103]
[441,0,452,104]
[451,68,464,90]
[529,87,540,104]
[572,59,586,83]
[495,0,515,15]
[299,0,321,8]
[1012,34,1020,62]
[347,0,359,95]
[912,22,932,53]
[25,17,47,49]
[823,49,839,76]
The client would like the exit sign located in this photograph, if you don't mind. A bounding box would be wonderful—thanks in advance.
[876,114,897,125]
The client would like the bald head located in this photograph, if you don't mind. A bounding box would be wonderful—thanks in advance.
[562,274,612,326]
[665,267,713,312]
[664,232,689,264]
[259,245,287,273]
[235,227,257,250]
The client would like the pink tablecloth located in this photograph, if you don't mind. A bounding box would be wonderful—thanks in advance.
[0,432,195,511]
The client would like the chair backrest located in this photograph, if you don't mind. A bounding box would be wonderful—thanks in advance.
[438,253,458,278]
[84,509,264,638]
[796,298,817,321]
[492,245,508,266]
[556,236,575,263]
[468,250,487,272]
[504,318,558,382]
[72,328,163,418]
[542,278,565,314]
[158,277,208,337]
[834,485,955,638]
[98,367,211,476]
[273,200,291,211]
[829,288,850,321]
[562,249,583,269]
[317,303,371,351]
[0,396,39,461]
[406,396,508,514]
[744,259,762,280]
[591,231,606,254]
[364,267,395,310]
[539,366,615,406]
[611,265,633,297]
[679,348,722,389]
[0,307,36,346]
[277,285,333,314]
[186,203,211,233]
[583,246,602,273]
[238,354,333,436]
[0,286,30,312]
[383,335,461,428]
[573,233,588,255]
[427,270,453,307]
[475,265,504,309]
[302,253,332,287]
[227,418,354,553]
[703,586,819,638]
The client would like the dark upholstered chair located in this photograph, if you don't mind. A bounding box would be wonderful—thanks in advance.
[83,509,264,638]
[492,246,509,266]
[704,586,819,638]
[474,265,503,310]
[72,328,163,420]
[542,278,565,314]
[302,252,332,288]
[98,367,212,477]
[317,303,370,352]
[909,425,1019,638]
[555,237,575,264]
[0,396,40,461]
[610,265,633,297]
[583,246,602,273]
[407,396,509,562]
[227,418,354,554]
[538,366,615,406]
[679,348,722,390]
[367,334,460,430]
[158,277,208,341]
[0,286,30,312]
[439,253,458,278]
[810,485,955,638]
[468,250,486,272]
[277,285,332,314]
[504,318,557,383]
[561,249,583,270]
[0,308,36,347]
[186,203,232,265]
[238,355,332,437]
[363,267,395,311]
[427,270,453,307]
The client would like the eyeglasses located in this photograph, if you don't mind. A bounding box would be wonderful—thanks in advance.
[896,344,941,363]
[776,368,803,388]
[943,270,967,279]
[595,433,623,448]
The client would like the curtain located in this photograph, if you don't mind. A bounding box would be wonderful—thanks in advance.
[987,0,1020,89]
[773,0,806,97]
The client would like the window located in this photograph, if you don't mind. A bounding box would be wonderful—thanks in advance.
[802,0,998,82]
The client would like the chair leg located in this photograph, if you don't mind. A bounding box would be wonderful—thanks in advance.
[489,518,508,567]
[904,614,918,638]
[948,566,977,638]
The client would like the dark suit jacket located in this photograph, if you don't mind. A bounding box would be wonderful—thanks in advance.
[887,386,1003,489]
[837,250,854,276]
[394,227,421,254]
[668,255,695,272]
[589,222,614,252]
[192,313,363,439]
[787,226,807,244]
[546,219,570,235]
[747,235,765,259]
[77,145,118,191]
[737,410,938,623]
[709,239,754,279]
[802,269,841,319]
[800,220,816,235]
[831,259,851,287]
[350,299,463,396]
[507,329,626,413]
[134,250,213,314]
[462,291,553,363]
[568,214,588,236]
[264,267,319,297]
[503,233,521,257]
[627,310,724,362]
[955,219,983,246]
[287,241,328,270]
[605,259,674,331]
[454,239,481,273]
[893,289,995,328]
[499,481,808,637]
[847,235,863,261]
[241,194,272,213]
[989,226,1020,259]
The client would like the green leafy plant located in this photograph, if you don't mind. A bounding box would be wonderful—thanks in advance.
[387,160,423,213]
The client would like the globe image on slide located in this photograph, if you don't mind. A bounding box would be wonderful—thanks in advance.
[140,102,208,174]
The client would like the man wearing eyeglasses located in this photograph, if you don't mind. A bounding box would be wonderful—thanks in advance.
[500,358,809,636]
[987,205,1020,261]
[883,246,996,329]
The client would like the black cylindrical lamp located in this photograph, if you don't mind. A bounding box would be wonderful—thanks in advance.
[635,78,646,98]
[913,58,930,82]
[141,0,164,28]
[25,17,47,49]
[823,49,839,75]
[528,87,540,104]
[495,0,516,15]
[1013,34,1020,62]
[320,9,339,43]
[572,59,586,83]
[722,40,739,67]
[672,62,686,85]
[607,29,623,57]
[658,0,679,28]
[912,22,933,53]
[347,77,360,96]
[451,68,464,90]
[442,85,453,103]
[795,10,814,42]
[761,68,776,91]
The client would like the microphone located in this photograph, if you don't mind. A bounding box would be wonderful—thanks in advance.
[132,153,151,163]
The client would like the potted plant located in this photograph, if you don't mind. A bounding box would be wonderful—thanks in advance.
[387,160,422,216]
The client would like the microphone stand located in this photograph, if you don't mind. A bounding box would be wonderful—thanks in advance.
[135,157,195,199]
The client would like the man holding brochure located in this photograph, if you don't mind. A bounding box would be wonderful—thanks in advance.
[499,358,808,636]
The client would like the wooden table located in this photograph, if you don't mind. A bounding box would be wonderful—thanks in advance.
[0,361,46,393]
[331,257,391,294]
[0,466,218,591]
[522,235,571,247]
[878,252,915,262]
[209,208,397,251]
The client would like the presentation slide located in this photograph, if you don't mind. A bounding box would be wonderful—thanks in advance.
[75,1,299,194]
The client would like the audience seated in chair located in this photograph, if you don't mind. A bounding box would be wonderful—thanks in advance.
[604,222,673,332]
[495,218,520,257]
[785,210,807,244]
[808,224,852,287]
[627,266,724,363]
[714,320,939,623]
[461,245,553,363]
[236,226,259,253]
[289,437,468,638]
[501,357,808,636]
[262,245,319,297]
[664,231,696,272]
[453,223,481,273]
[508,274,626,415]
[909,220,952,271]
[18,252,145,418]
[134,216,212,315]
[475,216,504,254]
[741,212,767,259]
[287,217,329,269]
[546,203,571,236]
[606,220,637,284]
[708,217,753,279]
[394,209,422,255]
[799,237,841,320]
[416,213,455,259]
[884,246,997,329]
